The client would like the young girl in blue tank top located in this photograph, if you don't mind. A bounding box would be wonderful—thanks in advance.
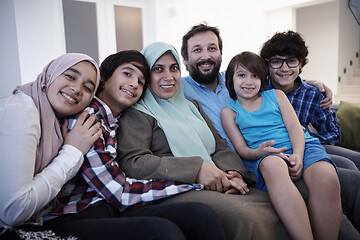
[220,51,341,240]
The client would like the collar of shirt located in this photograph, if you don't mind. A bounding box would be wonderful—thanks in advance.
[184,74,224,94]
[266,76,304,95]
[87,97,119,127]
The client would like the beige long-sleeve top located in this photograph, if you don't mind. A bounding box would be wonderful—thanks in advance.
[0,93,84,227]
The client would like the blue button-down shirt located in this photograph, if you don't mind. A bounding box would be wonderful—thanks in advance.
[267,77,341,145]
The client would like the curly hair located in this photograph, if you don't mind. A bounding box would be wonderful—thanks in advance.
[259,30,308,72]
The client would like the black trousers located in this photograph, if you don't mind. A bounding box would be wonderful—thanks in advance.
[42,201,226,240]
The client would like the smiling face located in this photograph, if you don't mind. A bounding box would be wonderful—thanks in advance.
[97,62,146,116]
[47,61,97,118]
[268,55,301,92]
[183,31,222,85]
[233,64,261,102]
[150,52,181,100]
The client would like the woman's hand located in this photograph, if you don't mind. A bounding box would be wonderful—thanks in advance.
[225,171,249,195]
[61,111,102,155]
[196,162,231,192]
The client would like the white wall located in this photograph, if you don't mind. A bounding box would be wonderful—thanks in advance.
[338,0,360,83]
[151,0,297,75]
[297,1,340,93]
[0,0,66,97]
[1,0,358,98]
[13,0,65,86]
[0,0,21,97]
[297,0,360,94]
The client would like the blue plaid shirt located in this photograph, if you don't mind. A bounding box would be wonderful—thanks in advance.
[50,97,202,216]
[267,77,341,145]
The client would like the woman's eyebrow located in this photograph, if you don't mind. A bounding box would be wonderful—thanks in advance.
[67,68,96,87]
[67,67,81,75]
[86,79,96,88]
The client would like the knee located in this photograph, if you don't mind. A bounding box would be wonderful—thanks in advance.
[260,156,288,177]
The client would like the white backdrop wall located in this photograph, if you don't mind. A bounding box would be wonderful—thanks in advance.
[151,0,297,75]
[13,0,66,85]
[297,0,360,93]
[1,0,358,98]
[0,0,65,97]
[338,0,360,84]
[297,1,340,93]
[0,0,21,97]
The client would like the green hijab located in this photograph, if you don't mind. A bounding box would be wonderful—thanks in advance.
[133,42,215,164]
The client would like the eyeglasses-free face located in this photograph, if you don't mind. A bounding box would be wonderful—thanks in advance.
[268,57,300,69]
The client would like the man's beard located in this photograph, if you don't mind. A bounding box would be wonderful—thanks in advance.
[188,60,221,85]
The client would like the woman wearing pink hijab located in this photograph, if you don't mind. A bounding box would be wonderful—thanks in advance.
[0,52,226,240]
[0,53,102,238]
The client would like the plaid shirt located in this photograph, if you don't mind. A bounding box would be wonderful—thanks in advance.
[50,97,202,216]
[267,77,341,145]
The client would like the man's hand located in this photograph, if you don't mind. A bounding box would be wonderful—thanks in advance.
[306,80,333,109]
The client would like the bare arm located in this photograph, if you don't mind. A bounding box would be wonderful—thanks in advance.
[221,106,287,161]
[221,107,255,159]
[275,90,305,179]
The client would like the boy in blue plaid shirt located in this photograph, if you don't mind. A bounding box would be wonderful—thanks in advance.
[260,30,360,170]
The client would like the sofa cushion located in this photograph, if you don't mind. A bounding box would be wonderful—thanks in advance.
[336,101,360,150]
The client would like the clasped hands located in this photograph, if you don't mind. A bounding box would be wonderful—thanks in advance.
[196,162,249,195]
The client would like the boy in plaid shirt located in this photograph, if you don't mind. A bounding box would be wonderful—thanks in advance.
[44,50,226,240]
[260,30,360,170]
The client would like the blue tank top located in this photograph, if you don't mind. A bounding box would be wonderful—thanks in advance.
[228,89,317,150]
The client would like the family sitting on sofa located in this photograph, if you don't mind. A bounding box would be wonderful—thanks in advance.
[1,23,359,240]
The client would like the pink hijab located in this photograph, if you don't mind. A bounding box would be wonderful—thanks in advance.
[14,53,100,174]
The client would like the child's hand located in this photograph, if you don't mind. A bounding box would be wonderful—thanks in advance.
[62,111,102,155]
[224,171,249,195]
[257,140,287,157]
[288,153,303,180]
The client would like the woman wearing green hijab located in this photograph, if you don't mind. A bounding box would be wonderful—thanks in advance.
[116,42,292,240]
